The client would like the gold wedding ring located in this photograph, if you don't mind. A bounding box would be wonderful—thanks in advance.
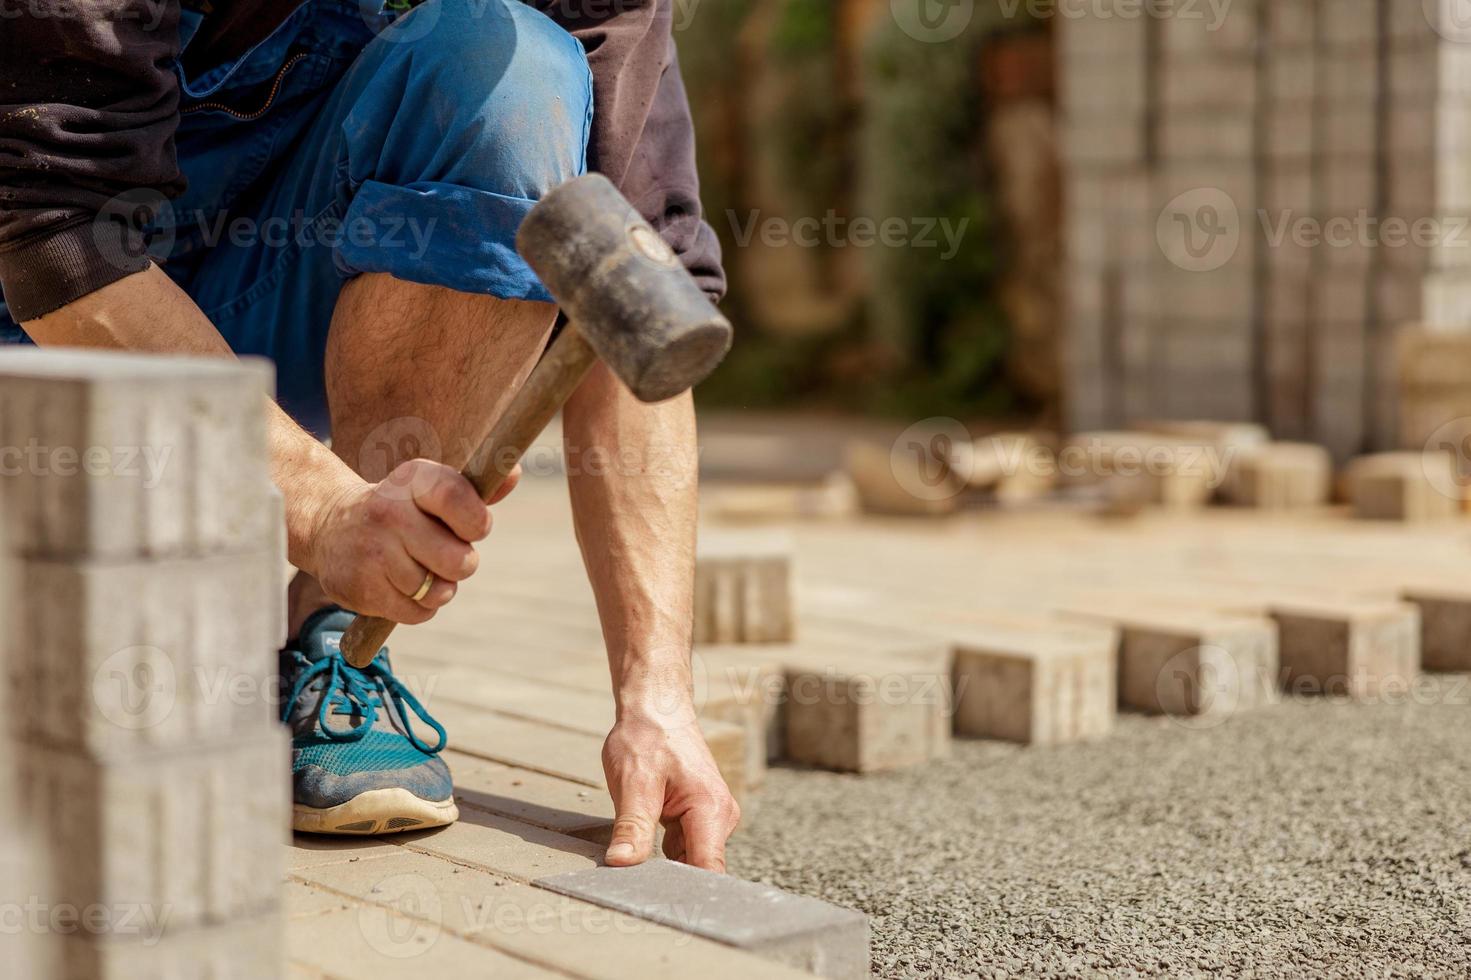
[410,572,435,602]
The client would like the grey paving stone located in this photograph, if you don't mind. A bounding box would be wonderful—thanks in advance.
[0,348,279,560]
[7,550,283,758]
[536,859,870,980]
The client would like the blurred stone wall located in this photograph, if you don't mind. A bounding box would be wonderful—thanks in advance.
[1060,0,1471,456]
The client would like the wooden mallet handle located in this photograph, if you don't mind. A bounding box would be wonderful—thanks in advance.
[339,326,598,668]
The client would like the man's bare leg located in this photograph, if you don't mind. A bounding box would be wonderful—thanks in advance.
[286,272,557,637]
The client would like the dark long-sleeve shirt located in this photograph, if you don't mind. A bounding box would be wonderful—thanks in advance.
[0,0,724,322]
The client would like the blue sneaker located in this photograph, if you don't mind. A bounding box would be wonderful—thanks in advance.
[281,607,458,835]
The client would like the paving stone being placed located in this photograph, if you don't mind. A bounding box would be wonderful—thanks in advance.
[1064,606,1280,717]
[951,630,1117,745]
[536,858,870,980]
[1346,452,1461,522]
[7,550,283,758]
[694,533,794,644]
[1272,600,1421,698]
[0,349,280,561]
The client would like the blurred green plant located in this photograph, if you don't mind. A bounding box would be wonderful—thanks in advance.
[681,0,1041,419]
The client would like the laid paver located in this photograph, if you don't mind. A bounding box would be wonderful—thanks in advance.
[442,751,616,843]
[701,640,951,772]
[1403,584,1471,672]
[1346,452,1462,522]
[1062,604,1280,717]
[1224,442,1332,509]
[951,633,1116,745]
[1271,600,1422,698]
[287,906,558,979]
[393,808,604,882]
[694,533,794,643]
[538,859,869,980]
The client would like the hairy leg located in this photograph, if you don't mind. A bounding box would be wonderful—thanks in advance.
[287,272,557,638]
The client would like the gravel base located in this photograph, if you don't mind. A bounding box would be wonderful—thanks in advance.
[727,678,1471,979]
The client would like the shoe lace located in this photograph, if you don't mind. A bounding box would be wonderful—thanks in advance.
[282,646,447,754]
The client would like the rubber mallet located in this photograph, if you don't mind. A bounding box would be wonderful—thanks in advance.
[340,173,733,667]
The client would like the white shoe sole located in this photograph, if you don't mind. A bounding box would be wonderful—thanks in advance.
[293,788,459,835]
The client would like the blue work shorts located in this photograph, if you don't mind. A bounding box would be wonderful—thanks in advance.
[2,0,592,436]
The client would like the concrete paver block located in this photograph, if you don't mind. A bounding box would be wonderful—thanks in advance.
[442,752,616,843]
[7,551,282,758]
[1225,443,1332,509]
[288,907,559,979]
[775,643,951,772]
[18,730,289,935]
[294,849,820,979]
[536,859,870,980]
[694,534,794,644]
[0,348,279,561]
[1346,452,1461,522]
[953,432,1056,501]
[845,439,961,516]
[1273,601,1421,698]
[1403,586,1471,672]
[952,635,1117,745]
[1066,607,1279,716]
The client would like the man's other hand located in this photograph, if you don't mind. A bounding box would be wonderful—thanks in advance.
[602,704,741,873]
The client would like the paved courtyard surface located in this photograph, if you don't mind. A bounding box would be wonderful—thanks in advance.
[730,680,1471,979]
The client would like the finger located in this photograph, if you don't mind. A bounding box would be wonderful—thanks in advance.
[407,462,492,542]
[678,797,737,873]
[374,541,455,611]
[661,821,686,863]
[486,463,521,505]
[380,545,437,600]
[605,776,662,868]
[402,509,480,582]
[368,572,438,627]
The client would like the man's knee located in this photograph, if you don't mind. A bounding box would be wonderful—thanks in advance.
[380,0,592,194]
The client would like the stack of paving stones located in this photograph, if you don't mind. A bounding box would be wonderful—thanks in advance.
[0,350,289,979]
[1060,0,1471,456]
